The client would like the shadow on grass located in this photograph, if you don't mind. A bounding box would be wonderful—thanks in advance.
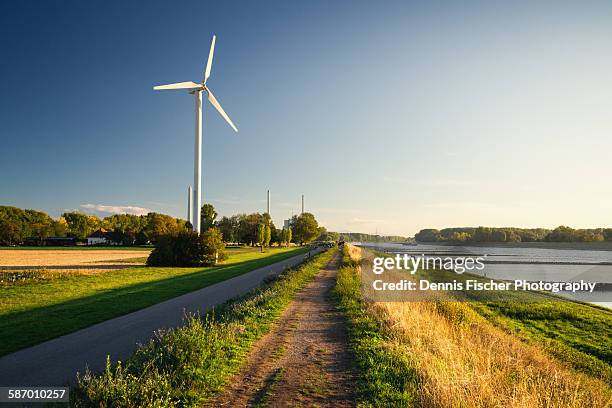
[0,248,309,357]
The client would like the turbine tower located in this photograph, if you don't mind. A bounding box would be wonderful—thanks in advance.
[154,35,238,233]
[187,186,193,225]
[267,189,270,215]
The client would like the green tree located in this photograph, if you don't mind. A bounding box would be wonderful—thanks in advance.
[216,215,240,243]
[144,213,187,243]
[62,212,100,239]
[292,213,318,245]
[147,228,226,267]
[0,216,20,245]
[200,227,227,264]
[257,223,265,252]
[264,224,271,248]
[200,204,218,231]
[281,227,293,247]
[414,229,441,242]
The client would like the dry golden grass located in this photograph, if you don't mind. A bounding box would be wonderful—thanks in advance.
[345,243,361,263]
[376,301,610,407]
[348,245,611,408]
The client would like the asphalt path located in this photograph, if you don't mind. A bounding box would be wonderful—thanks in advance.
[0,247,324,387]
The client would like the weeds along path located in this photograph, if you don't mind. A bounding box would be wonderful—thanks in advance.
[204,252,355,408]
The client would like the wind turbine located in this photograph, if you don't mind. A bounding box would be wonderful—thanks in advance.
[153,35,238,233]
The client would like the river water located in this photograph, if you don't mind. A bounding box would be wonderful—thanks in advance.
[357,242,612,308]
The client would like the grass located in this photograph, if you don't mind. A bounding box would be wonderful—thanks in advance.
[383,252,612,382]
[369,248,612,382]
[0,246,309,356]
[471,299,612,382]
[334,245,417,407]
[336,245,611,407]
[71,248,335,407]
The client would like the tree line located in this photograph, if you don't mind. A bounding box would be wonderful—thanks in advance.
[414,226,612,243]
[0,205,325,246]
[0,206,190,245]
[331,232,407,243]
[215,211,320,247]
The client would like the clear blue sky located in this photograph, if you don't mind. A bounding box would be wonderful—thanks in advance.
[1,1,611,235]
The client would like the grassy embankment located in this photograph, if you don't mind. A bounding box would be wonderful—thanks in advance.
[0,246,309,356]
[335,245,611,407]
[72,248,336,407]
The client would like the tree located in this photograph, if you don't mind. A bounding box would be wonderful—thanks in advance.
[216,215,240,243]
[270,224,281,246]
[292,213,319,245]
[257,223,265,252]
[200,204,218,231]
[52,217,68,237]
[236,213,276,245]
[147,228,226,267]
[280,227,292,247]
[0,216,20,245]
[414,229,441,242]
[143,213,187,243]
[200,227,227,264]
[62,212,100,239]
[286,227,292,246]
[316,226,326,241]
[264,224,271,248]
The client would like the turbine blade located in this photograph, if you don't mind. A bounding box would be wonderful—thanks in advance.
[153,81,202,90]
[207,88,238,132]
[204,35,216,84]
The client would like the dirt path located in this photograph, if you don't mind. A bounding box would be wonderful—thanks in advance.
[205,253,355,408]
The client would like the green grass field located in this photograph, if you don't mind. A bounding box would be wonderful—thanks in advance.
[73,248,335,406]
[0,246,308,356]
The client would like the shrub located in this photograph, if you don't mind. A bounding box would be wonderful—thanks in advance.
[146,228,227,267]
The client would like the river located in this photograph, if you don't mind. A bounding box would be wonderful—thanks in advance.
[357,242,612,308]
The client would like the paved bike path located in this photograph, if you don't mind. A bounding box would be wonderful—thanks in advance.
[0,248,323,387]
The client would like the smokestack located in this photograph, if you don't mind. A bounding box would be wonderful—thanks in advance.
[187,186,193,226]
[301,194,304,215]
[267,190,270,215]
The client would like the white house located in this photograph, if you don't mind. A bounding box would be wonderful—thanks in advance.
[87,228,111,245]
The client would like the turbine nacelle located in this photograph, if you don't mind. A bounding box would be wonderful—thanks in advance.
[153,34,238,234]
[153,35,237,132]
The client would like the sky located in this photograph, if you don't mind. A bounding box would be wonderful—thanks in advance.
[1,0,611,236]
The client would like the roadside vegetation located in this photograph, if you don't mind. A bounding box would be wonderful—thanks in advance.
[0,246,309,356]
[72,248,335,407]
[336,245,611,407]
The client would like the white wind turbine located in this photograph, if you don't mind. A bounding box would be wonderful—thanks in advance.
[154,35,238,233]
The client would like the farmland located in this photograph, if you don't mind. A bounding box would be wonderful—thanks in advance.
[0,248,151,276]
[0,246,309,356]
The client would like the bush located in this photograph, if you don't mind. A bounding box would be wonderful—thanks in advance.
[146,228,227,267]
